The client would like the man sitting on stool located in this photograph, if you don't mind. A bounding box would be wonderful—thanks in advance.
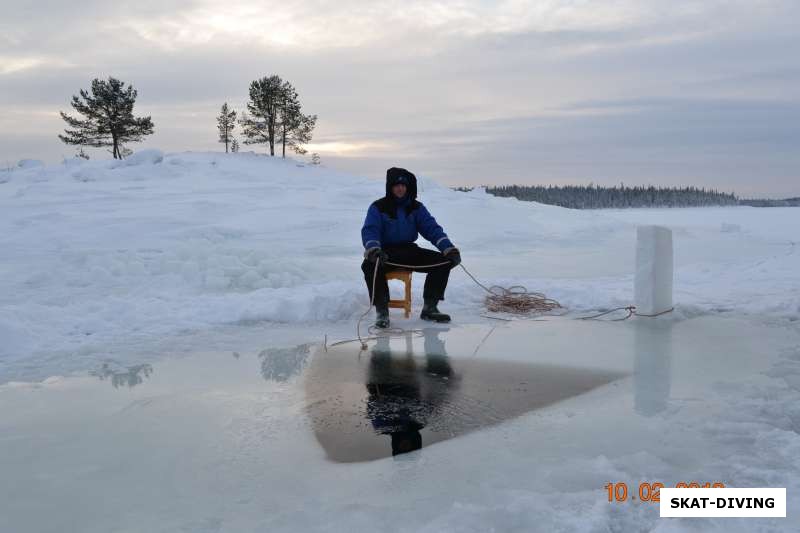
[361,167,461,329]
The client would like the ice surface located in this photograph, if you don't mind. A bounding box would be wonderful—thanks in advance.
[1,151,800,531]
[635,225,674,315]
[1,317,799,532]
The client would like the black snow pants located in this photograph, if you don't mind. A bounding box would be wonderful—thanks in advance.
[361,243,454,305]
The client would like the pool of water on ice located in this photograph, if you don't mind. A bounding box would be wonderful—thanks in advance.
[1,316,798,531]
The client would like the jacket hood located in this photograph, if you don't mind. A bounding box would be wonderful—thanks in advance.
[385,167,418,201]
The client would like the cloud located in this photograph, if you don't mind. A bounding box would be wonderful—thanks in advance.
[0,55,74,75]
[85,0,652,51]
[321,96,800,197]
[0,0,798,196]
[0,56,46,75]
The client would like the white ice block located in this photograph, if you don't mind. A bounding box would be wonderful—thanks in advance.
[635,225,673,316]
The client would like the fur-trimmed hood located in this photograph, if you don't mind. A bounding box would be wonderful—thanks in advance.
[385,167,418,201]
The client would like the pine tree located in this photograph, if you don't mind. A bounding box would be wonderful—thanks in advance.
[231,139,240,153]
[283,111,317,156]
[58,77,154,159]
[240,75,283,155]
[276,81,317,157]
[217,102,237,153]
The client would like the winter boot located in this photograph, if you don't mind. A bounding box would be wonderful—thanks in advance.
[375,300,391,329]
[420,298,451,323]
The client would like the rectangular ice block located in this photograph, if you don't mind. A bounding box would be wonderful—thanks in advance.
[635,225,673,315]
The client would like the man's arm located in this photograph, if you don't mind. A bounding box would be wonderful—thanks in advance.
[416,204,454,252]
[361,203,383,250]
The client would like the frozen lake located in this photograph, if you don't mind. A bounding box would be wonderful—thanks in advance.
[2,316,799,532]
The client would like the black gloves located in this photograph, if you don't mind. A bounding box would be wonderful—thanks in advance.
[365,247,389,264]
[443,247,461,267]
[365,246,460,267]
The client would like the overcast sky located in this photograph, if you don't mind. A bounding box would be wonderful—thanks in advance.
[1,0,798,197]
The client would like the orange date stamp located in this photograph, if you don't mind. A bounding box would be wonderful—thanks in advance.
[605,482,726,503]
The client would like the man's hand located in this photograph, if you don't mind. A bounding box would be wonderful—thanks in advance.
[443,247,461,267]
[365,247,389,264]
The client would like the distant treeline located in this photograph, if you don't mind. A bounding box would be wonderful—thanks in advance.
[739,197,800,207]
[460,184,740,209]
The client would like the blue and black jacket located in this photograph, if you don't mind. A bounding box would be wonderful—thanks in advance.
[361,168,454,252]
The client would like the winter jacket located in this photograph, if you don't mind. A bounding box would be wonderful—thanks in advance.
[361,168,454,252]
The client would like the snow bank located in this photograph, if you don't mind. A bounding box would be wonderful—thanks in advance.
[1,151,799,380]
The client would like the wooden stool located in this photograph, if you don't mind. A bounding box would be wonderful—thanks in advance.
[385,270,412,318]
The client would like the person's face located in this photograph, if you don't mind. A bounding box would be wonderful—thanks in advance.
[392,183,407,198]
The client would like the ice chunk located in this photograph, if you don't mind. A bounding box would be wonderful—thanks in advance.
[17,159,44,169]
[634,225,673,315]
[121,149,164,166]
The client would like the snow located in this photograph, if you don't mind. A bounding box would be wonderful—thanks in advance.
[635,225,674,315]
[1,150,799,531]
[2,151,798,382]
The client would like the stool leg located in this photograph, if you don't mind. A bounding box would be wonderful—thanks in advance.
[404,277,411,318]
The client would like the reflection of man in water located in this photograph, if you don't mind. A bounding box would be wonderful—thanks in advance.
[365,329,455,456]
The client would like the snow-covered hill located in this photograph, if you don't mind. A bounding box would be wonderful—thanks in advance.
[1,151,798,381]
